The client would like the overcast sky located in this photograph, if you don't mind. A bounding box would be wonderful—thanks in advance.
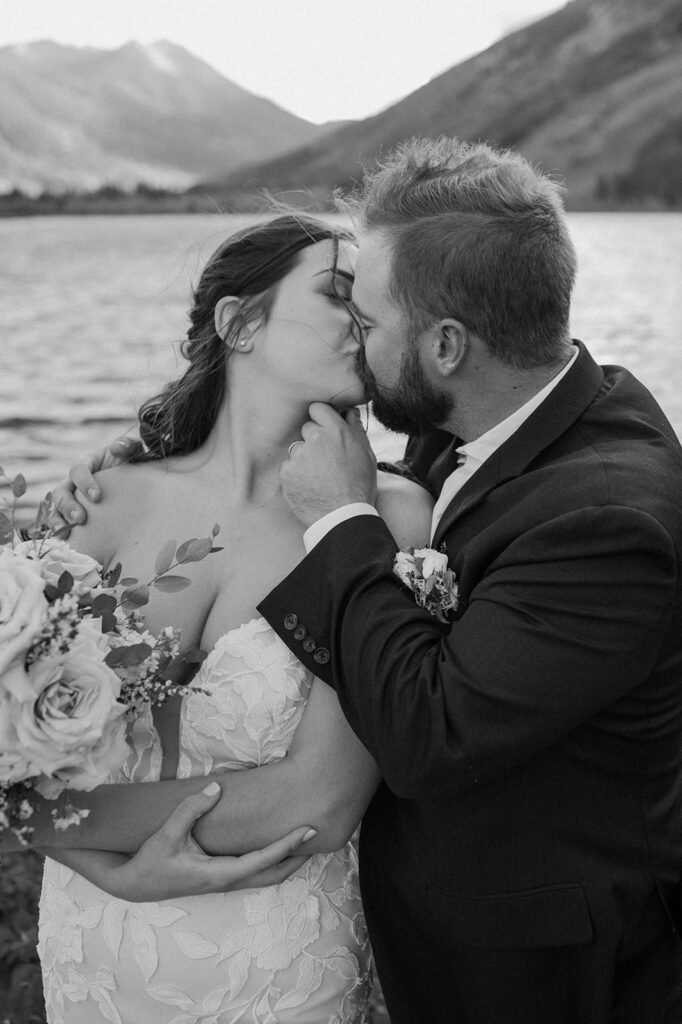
[2,0,566,123]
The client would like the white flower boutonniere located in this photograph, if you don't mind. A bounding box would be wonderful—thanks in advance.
[393,546,459,623]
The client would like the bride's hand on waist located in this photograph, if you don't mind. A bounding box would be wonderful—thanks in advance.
[41,783,316,901]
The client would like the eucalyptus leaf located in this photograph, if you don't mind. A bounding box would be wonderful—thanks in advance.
[107,563,122,587]
[119,577,138,587]
[176,538,212,563]
[92,594,117,616]
[32,496,51,532]
[105,643,153,668]
[11,474,26,498]
[101,612,117,634]
[57,570,74,596]
[154,539,177,576]
[121,585,150,608]
[153,575,191,593]
[43,584,59,602]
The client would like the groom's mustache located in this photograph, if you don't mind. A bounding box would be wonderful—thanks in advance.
[355,347,374,387]
[355,347,383,404]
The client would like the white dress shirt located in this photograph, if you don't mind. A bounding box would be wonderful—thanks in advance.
[304,346,579,552]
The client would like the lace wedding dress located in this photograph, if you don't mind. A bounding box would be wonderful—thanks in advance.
[38,616,372,1024]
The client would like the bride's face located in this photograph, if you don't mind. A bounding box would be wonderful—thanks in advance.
[252,238,365,410]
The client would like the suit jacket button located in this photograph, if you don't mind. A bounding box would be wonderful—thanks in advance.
[302,636,317,653]
[313,647,330,665]
[294,624,307,641]
[284,613,298,630]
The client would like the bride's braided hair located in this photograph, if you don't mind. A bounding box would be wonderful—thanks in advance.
[134,214,350,461]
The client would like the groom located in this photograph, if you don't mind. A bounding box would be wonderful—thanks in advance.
[57,137,682,1022]
[255,138,682,1023]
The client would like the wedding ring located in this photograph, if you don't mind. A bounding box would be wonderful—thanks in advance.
[288,441,303,457]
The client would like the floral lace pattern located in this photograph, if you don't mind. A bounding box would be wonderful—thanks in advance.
[39,617,372,1023]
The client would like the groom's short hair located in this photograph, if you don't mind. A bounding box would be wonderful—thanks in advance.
[348,137,577,370]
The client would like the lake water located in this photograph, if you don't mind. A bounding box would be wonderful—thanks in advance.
[1,212,681,511]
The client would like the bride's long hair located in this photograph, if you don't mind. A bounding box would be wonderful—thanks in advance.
[134,214,351,461]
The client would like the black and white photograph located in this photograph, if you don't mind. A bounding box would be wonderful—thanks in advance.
[1,1,681,1021]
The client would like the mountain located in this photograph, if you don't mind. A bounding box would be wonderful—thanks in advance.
[217,0,682,208]
[0,40,330,194]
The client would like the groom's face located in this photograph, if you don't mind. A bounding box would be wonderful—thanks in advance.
[352,230,453,435]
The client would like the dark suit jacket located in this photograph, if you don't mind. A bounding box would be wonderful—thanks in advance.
[259,343,682,1022]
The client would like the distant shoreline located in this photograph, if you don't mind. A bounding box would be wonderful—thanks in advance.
[0,189,677,219]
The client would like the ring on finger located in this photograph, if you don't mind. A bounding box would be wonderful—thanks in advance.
[288,441,303,457]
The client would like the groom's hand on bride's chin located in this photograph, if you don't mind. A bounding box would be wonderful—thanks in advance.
[49,435,143,533]
[281,404,377,527]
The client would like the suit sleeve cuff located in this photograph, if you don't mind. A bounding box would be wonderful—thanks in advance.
[303,504,379,552]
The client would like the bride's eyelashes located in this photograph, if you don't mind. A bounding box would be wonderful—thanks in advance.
[323,273,352,306]
[324,276,370,342]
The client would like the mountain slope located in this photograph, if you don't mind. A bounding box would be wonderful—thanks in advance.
[219,0,682,207]
[0,40,328,193]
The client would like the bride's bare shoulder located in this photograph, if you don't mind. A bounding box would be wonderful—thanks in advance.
[69,462,161,566]
[376,469,434,550]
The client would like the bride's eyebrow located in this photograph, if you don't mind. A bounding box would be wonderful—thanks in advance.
[314,234,355,288]
[311,268,354,284]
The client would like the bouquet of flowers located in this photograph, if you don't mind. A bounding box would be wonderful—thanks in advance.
[393,545,459,623]
[0,467,220,843]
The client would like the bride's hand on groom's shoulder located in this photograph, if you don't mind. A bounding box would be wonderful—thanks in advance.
[49,435,143,533]
[46,783,316,902]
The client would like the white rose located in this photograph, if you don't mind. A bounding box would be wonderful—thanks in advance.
[13,647,128,787]
[393,550,417,586]
[14,538,102,592]
[0,704,41,784]
[0,690,41,782]
[35,715,129,796]
[0,547,48,678]
[70,615,110,656]
[414,547,449,579]
[0,749,41,785]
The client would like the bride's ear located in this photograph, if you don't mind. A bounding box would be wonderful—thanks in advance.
[214,296,255,352]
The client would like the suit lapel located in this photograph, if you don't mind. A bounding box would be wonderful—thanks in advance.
[426,435,463,496]
[432,342,605,548]
[403,429,458,495]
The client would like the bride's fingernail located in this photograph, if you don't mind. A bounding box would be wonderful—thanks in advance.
[203,781,221,796]
[302,829,317,842]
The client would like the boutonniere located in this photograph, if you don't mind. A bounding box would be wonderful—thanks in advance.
[392,546,459,623]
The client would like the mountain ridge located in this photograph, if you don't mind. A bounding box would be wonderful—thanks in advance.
[2,0,680,210]
[214,0,682,208]
[0,40,334,194]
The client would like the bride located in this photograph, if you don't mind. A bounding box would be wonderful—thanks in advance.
[3,213,432,1023]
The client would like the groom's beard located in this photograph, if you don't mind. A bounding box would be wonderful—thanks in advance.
[357,342,453,435]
